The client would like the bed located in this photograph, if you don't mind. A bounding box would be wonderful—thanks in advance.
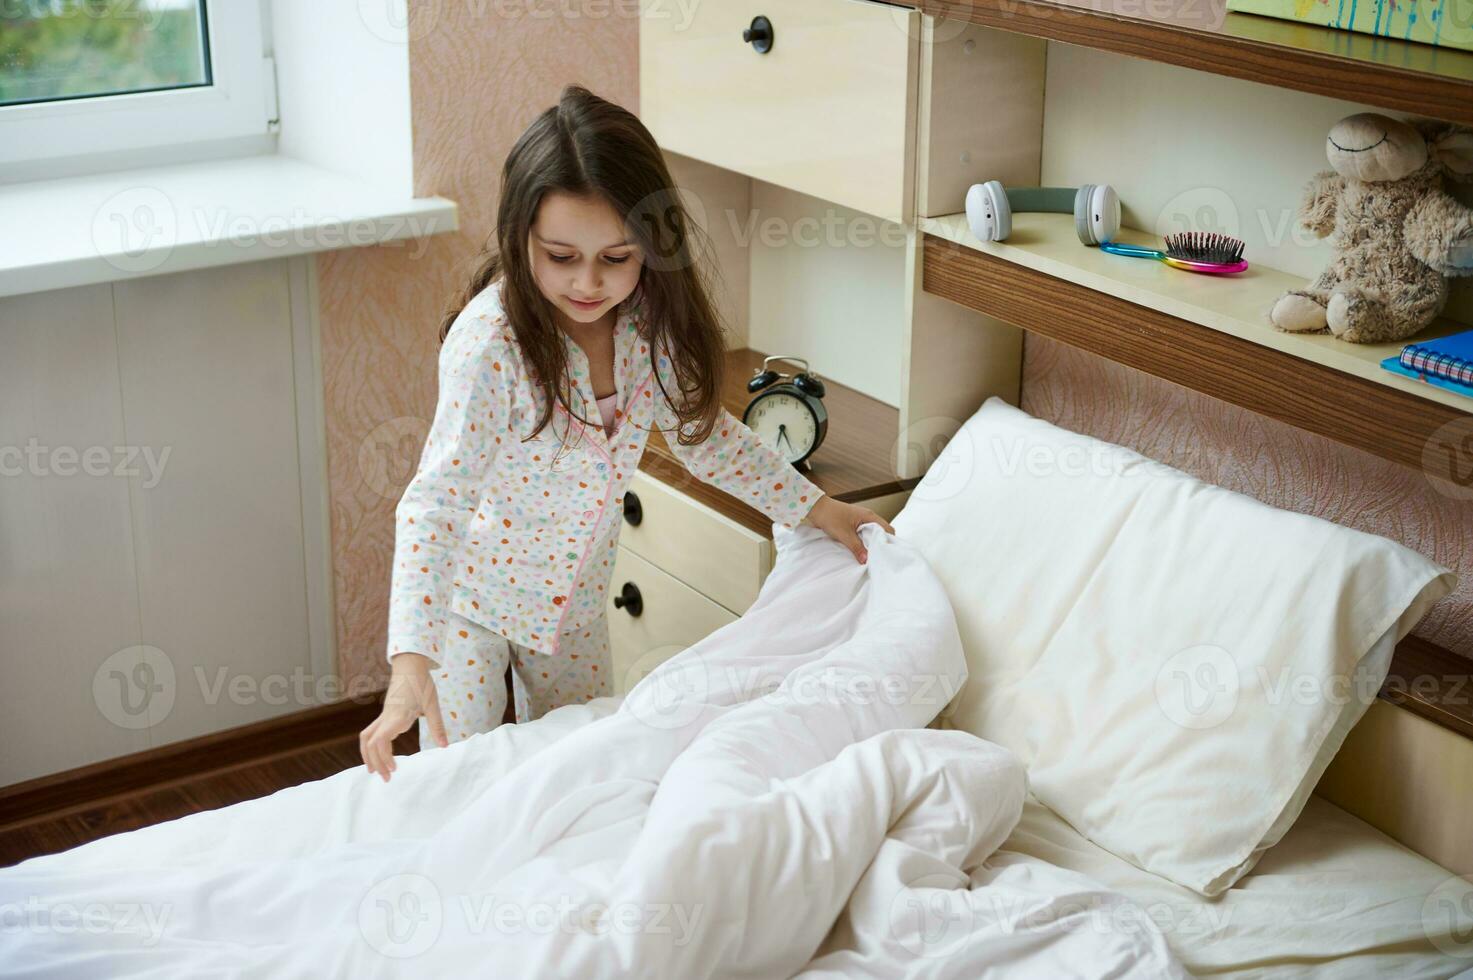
[996,796,1469,979]
[2,398,1469,978]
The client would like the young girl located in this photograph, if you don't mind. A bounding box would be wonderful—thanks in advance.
[360,85,894,782]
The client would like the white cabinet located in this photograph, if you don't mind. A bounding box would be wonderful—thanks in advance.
[616,470,771,614]
[605,545,739,695]
[640,0,920,224]
[0,258,333,785]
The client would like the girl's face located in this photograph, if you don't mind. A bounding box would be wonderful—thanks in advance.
[529,191,644,330]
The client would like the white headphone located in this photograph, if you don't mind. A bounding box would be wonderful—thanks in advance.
[965,180,1121,246]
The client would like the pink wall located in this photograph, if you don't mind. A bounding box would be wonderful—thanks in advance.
[1021,335,1472,657]
[321,3,638,688]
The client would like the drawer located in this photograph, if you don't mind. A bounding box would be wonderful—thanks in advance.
[639,0,919,223]
[606,546,738,695]
[618,470,771,613]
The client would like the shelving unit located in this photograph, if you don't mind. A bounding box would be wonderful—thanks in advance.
[920,211,1470,483]
[910,5,1472,743]
[918,0,1473,126]
[923,212,1471,413]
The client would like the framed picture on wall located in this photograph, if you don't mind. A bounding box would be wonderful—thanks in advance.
[1227,0,1473,53]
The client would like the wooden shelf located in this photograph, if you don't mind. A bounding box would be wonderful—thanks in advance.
[922,211,1471,415]
[919,0,1473,126]
[639,347,908,536]
[920,212,1470,486]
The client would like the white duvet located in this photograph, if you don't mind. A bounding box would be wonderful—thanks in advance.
[0,523,1188,979]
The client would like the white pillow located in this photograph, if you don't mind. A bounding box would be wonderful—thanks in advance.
[893,397,1456,896]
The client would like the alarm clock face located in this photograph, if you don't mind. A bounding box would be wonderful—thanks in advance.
[744,389,820,464]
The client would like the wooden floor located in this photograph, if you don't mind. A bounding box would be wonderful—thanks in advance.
[0,739,373,867]
[0,705,421,868]
[0,668,522,869]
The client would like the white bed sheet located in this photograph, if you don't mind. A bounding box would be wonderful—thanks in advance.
[0,524,1190,979]
[993,791,1473,979]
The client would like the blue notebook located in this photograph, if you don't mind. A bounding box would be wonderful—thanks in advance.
[1380,355,1473,400]
[1399,329,1473,386]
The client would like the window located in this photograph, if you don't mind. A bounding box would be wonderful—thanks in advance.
[1,0,211,107]
[0,0,270,177]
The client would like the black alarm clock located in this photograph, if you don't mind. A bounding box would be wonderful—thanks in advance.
[743,355,828,467]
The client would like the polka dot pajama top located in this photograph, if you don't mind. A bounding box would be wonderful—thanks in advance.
[386,277,824,669]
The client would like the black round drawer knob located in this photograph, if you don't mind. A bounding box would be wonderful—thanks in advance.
[613,581,643,617]
[623,491,643,527]
[743,15,773,54]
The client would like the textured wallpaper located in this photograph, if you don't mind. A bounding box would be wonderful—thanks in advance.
[321,1,638,688]
[1020,335,1471,657]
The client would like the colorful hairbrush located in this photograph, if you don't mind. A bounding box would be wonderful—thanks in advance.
[1100,232,1248,275]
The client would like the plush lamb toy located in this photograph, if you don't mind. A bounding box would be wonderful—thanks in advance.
[1269,112,1473,344]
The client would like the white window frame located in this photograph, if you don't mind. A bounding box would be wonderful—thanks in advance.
[0,0,270,174]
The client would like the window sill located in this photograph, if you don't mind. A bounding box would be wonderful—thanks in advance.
[0,154,458,299]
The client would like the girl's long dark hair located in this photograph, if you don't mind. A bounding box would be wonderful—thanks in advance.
[439,84,727,449]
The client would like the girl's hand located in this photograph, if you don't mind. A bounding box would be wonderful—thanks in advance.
[802,495,896,564]
[360,653,448,782]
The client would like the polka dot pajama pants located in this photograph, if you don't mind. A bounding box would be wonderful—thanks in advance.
[419,611,614,747]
